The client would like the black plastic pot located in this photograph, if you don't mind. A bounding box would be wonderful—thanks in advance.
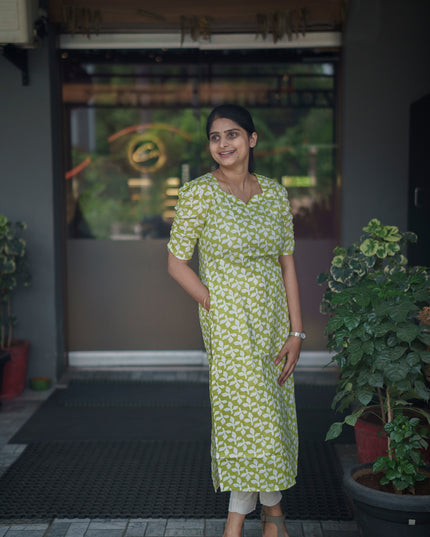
[344,464,430,537]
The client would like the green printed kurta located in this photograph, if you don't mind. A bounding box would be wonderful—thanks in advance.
[168,173,298,492]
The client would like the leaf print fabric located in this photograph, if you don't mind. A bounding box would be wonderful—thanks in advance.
[168,173,298,492]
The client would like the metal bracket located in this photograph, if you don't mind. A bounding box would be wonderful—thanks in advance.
[3,44,29,86]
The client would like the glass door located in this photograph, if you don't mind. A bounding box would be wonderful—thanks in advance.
[61,48,339,356]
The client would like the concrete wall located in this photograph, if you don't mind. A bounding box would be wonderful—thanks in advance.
[0,39,64,381]
[341,0,430,245]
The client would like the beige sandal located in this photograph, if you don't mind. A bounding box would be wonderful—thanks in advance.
[261,511,287,536]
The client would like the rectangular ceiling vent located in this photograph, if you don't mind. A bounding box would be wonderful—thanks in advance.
[0,0,39,46]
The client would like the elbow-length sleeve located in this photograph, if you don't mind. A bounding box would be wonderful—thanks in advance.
[167,179,212,260]
[280,187,295,256]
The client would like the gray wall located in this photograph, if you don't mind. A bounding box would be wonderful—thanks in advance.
[0,40,64,381]
[341,0,430,245]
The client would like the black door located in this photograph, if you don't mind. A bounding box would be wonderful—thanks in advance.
[408,93,430,266]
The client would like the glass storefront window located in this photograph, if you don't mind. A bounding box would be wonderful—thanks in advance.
[62,50,338,241]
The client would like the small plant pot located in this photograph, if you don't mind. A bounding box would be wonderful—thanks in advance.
[29,377,51,391]
[0,340,30,399]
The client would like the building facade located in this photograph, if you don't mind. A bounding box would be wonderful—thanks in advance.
[0,0,429,381]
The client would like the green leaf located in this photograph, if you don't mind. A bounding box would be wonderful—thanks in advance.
[396,379,412,391]
[385,242,400,255]
[387,346,408,360]
[418,331,430,346]
[374,320,396,337]
[362,340,374,355]
[327,315,344,331]
[317,272,328,285]
[331,265,347,282]
[403,231,418,243]
[380,225,401,242]
[334,328,349,347]
[0,256,15,273]
[368,372,384,387]
[357,387,374,405]
[348,339,364,365]
[325,422,343,441]
[333,246,347,256]
[396,323,421,343]
[392,478,410,491]
[362,218,381,234]
[385,362,409,383]
[328,280,345,293]
[373,458,386,472]
[386,334,398,347]
[375,243,389,258]
[331,255,345,268]
[420,350,430,364]
[345,414,360,426]
[360,238,378,256]
[413,380,430,400]
[344,314,361,331]
[354,293,371,308]
[389,302,417,323]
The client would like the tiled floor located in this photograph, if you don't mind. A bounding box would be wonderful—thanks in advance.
[0,384,360,537]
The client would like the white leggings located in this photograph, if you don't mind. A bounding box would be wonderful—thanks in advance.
[229,491,282,515]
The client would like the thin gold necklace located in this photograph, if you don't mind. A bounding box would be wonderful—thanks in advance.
[218,169,249,197]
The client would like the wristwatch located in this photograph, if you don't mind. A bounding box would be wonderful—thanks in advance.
[290,331,306,340]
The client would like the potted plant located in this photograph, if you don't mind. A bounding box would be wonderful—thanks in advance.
[318,218,430,536]
[0,214,31,399]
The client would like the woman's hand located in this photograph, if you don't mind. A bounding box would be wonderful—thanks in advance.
[275,336,302,385]
[203,293,211,311]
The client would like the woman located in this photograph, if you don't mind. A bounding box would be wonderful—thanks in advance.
[167,104,304,537]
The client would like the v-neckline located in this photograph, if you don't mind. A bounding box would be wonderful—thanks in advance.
[210,172,264,205]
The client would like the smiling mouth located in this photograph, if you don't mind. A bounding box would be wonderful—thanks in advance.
[219,150,235,156]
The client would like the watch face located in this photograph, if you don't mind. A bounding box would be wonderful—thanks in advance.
[300,332,306,340]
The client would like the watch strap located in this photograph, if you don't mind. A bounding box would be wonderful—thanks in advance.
[290,331,306,339]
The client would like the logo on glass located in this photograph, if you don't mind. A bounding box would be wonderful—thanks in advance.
[128,134,166,173]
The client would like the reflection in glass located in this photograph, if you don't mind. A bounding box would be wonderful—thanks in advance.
[62,51,338,241]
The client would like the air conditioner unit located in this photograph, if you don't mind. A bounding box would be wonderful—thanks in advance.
[0,0,39,46]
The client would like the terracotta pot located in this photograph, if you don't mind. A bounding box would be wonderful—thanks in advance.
[354,407,387,464]
[0,339,30,399]
[355,407,430,465]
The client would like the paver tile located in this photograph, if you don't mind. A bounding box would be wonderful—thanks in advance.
[88,521,127,530]
[45,521,71,537]
[85,531,123,537]
[64,522,90,537]
[324,530,360,537]
[5,528,46,537]
[3,525,48,531]
[203,519,225,537]
[125,520,148,537]
[54,520,91,524]
[164,530,203,537]
[284,520,304,537]
[302,521,323,537]
[0,528,8,537]
[321,521,358,530]
[144,520,167,537]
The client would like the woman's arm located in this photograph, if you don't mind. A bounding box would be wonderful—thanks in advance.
[168,251,210,310]
[275,254,303,385]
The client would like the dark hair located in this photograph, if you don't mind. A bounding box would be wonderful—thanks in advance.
[206,104,256,173]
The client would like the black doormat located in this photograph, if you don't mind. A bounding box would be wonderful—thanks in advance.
[0,440,352,520]
[11,381,354,444]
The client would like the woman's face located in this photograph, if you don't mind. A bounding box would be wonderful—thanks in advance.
[208,117,257,170]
